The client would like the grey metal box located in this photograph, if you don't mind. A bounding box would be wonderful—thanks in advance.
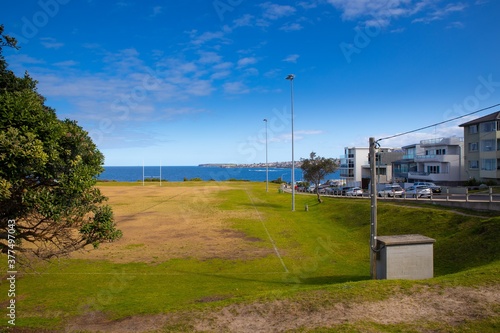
[376,234,435,280]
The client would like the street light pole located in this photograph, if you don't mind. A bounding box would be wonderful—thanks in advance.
[369,137,378,279]
[286,74,295,211]
[263,118,268,192]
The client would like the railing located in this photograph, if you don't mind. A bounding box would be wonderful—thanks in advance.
[283,186,500,205]
[420,137,464,145]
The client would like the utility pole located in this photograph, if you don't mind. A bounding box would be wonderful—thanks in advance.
[369,137,378,279]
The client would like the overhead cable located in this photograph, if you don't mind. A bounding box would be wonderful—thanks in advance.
[377,103,500,143]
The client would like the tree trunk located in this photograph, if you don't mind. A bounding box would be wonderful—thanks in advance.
[316,191,323,203]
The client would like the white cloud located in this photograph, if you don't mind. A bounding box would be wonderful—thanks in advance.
[223,81,250,94]
[40,37,64,49]
[53,60,79,67]
[413,2,468,24]
[280,22,303,31]
[326,0,412,20]
[198,51,222,64]
[237,57,258,68]
[233,14,254,28]
[326,0,468,27]
[446,21,465,29]
[298,1,319,10]
[6,54,45,66]
[260,2,297,20]
[283,54,300,63]
[189,30,228,46]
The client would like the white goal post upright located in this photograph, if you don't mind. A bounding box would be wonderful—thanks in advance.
[142,160,163,186]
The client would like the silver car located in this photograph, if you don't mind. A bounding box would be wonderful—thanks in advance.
[378,185,404,197]
[405,185,432,198]
[345,187,363,196]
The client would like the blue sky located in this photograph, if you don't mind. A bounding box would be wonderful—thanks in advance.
[2,0,500,166]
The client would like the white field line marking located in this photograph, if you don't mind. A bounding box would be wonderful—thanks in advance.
[245,190,289,273]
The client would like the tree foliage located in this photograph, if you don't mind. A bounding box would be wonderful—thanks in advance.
[300,152,339,203]
[0,27,122,262]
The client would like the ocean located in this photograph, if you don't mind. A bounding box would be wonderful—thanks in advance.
[98,166,340,183]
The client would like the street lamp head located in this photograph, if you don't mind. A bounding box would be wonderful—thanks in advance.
[285,74,295,81]
[263,118,267,122]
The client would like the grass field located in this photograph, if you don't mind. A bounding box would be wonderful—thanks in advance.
[1,181,499,332]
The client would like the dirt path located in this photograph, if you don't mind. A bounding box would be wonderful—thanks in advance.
[65,285,499,332]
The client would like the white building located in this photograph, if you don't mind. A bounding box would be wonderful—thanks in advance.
[340,147,403,187]
[339,147,368,187]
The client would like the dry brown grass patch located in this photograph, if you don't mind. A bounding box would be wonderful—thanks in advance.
[71,184,273,263]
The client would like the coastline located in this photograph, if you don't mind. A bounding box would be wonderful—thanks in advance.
[97,165,329,183]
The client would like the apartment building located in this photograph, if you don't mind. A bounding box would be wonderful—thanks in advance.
[392,137,465,185]
[340,147,403,187]
[339,147,368,187]
[459,111,500,182]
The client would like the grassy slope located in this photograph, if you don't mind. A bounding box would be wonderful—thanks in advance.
[0,182,499,331]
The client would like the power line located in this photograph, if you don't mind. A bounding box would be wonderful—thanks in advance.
[377,103,500,143]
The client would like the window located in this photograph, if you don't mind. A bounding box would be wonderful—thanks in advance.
[481,140,495,152]
[427,165,440,174]
[497,139,500,151]
[425,149,446,156]
[469,125,478,134]
[481,159,496,171]
[469,160,479,169]
[469,142,478,152]
[481,121,496,132]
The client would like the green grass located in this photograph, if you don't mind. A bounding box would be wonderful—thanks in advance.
[1,182,499,331]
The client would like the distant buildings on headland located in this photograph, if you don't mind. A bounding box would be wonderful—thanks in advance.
[199,161,305,168]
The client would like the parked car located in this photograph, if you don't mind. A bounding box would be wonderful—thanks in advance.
[345,187,363,196]
[325,186,342,195]
[405,185,432,198]
[378,185,405,197]
[340,186,353,195]
[295,183,307,192]
[318,185,329,194]
[413,182,441,193]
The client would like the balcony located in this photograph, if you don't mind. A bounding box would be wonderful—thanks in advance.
[414,154,458,162]
[420,137,463,146]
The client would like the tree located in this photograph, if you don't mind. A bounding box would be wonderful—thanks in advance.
[300,152,339,203]
[0,28,122,263]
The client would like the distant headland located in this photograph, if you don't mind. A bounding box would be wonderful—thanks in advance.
[199,161,303,168]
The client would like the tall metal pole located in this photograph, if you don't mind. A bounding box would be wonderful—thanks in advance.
[264,119,268,192]
[286,74,295,211]
[369,137,378,279]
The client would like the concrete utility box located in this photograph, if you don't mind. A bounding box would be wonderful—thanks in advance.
[376,234,435,280]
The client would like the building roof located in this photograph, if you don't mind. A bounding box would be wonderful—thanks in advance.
[459,111,500,127]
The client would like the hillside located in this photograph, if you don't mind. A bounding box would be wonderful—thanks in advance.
[1,182,498,332]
